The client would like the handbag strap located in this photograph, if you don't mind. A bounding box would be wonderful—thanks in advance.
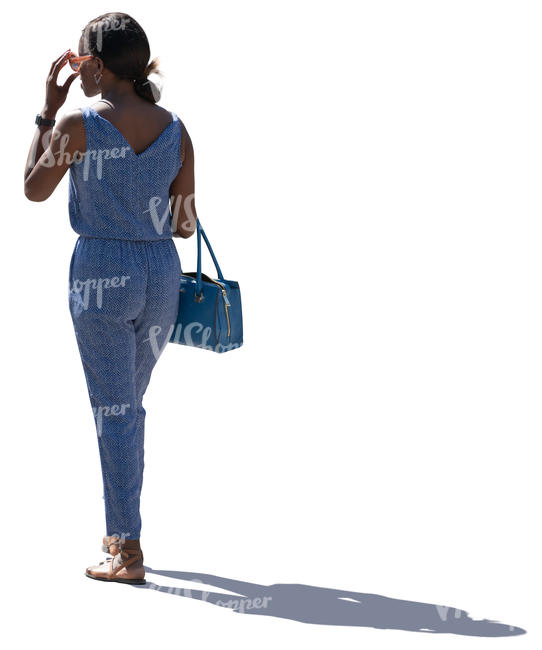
[196,218,224,294]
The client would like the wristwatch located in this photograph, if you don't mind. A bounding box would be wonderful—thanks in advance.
[35,113,56,127]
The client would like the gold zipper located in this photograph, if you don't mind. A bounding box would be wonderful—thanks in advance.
[213,281,231,338]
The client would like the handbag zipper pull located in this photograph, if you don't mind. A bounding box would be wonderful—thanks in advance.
[221,288,231,306]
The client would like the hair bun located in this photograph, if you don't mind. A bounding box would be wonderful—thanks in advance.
[145,56,161,78]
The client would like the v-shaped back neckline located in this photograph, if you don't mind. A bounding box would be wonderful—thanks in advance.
[88,106,177,158]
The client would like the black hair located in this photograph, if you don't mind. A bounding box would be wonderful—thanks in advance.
[80,13,161,103]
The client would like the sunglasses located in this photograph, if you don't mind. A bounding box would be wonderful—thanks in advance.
[67,50,94,72]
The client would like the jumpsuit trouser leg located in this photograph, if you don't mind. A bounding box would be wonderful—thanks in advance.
[68,235,181,540]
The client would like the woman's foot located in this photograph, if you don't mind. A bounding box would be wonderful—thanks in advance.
[85,534,146,584]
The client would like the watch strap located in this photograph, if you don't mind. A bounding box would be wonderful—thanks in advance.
[35,114,56,127]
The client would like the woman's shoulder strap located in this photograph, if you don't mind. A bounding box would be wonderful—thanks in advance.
[79,105,94,119]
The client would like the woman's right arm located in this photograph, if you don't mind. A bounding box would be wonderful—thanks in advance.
[170,119,197,238]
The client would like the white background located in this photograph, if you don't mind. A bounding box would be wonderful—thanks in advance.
[1,0,539,647]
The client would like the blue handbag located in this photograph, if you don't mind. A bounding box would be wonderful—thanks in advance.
[169,219,243,352]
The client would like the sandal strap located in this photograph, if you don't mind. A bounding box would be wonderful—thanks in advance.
[103,538,142,554]
[107,552,142,579]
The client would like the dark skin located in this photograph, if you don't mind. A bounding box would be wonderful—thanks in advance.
[23,40,197,238]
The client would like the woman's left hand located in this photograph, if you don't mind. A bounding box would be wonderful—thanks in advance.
[43,50,79,116]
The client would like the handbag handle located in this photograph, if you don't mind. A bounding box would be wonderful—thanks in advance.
[196,218,224,295]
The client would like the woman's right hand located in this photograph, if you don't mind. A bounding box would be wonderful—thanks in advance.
[42,50,79,118]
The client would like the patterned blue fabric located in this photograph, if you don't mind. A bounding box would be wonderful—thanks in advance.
[69,105,182,240]
[68,105,183,540]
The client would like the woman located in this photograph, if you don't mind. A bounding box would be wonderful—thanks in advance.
[23,12,196,585]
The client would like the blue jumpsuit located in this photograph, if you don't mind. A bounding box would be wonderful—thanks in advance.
[68,105,183,540]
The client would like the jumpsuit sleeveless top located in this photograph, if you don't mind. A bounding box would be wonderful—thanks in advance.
[68,105,182,240]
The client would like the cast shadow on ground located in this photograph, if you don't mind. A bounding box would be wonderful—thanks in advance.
[131,567,526,636]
